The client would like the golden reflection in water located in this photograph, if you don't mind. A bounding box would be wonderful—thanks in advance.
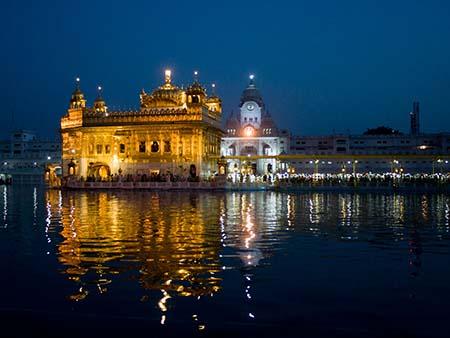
[45,190,224,308]
[43,189,450,324]
[286,194,296,228]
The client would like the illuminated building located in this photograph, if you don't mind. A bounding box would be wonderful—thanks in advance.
[221,75,289,174]
[0,130,61,184]
[288,128,450,174]
[60,70,222,179]
[222,99,449,175]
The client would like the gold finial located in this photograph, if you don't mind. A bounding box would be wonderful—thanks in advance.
[97,85,103,99]
[164,69,172,84]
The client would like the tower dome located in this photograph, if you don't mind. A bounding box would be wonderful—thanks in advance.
[93,86,107,113]
[239,75,264,108]
[69,78,86,109]
[186,71,207,105]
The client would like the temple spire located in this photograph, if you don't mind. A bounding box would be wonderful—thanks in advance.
[249,74,255,87]
[96,85,103,99]
[164,69,172,84]
[69,76,86,109]
[94,85,107,113]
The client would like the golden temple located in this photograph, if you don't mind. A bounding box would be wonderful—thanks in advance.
[60,70,223,180]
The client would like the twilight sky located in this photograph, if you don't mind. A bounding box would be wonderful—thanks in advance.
[1,0,450,138]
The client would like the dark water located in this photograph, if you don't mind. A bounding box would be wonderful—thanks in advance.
[1,185,450,338]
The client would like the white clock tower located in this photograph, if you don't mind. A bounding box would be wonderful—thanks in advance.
[221,74,290,176]
[240,75,262,129]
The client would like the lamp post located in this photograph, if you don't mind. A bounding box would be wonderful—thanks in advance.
[314,159,319,176]
[352,160,358,176]
[436,159,443,174]
[391,159,399,174]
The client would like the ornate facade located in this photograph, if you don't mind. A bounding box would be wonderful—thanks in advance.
[221,76,289,174]
[61,71,223,179]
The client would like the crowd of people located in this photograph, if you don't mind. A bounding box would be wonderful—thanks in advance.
[64,171,450,189]
[73,172,201,183]
[227,172,450,187]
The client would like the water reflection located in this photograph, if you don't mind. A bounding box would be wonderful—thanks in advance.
[42,190,450,327]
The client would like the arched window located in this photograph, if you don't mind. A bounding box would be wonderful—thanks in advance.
[151,141,159,153]
[139,141,146,153]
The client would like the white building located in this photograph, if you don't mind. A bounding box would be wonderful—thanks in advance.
[0,130,61,184]
[288,123,450,174]
[221,76,289,175]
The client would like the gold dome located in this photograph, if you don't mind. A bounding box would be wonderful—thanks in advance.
[140,69,186,108]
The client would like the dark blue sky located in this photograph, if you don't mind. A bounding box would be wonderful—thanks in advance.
[1,0,450,138]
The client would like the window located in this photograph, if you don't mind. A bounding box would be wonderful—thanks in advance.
[151,141,159,153]
[88,144,94,154]
[139,141,146,153]
[105,145,111,154]
[164,141,171,153]
[96,144,102,154]
[119,144,125,153]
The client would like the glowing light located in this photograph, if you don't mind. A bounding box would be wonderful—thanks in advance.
[158,289,171,312]
[194,70,198,76]
[212,83,216,88]
[98,86,102,91]
[249,74,255,80]
[47,156,51,160]
[164,69,172,83]
[76,77,80,82]
[249,313,255,318]
[244,126,254,137]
